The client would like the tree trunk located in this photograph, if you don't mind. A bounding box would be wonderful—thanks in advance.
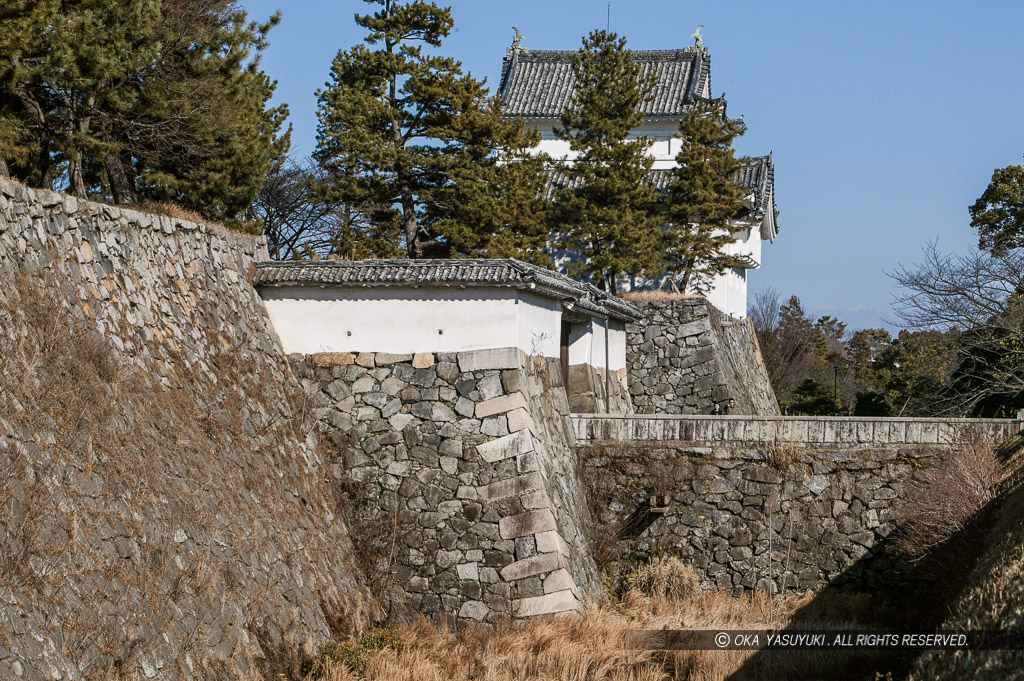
[104,153,137,206]
[0,156,9,179]
[30,137,51,189]
[401,181,418,257]
[680,265,694,294]
[69,151,87,198]
[385,13,420,259]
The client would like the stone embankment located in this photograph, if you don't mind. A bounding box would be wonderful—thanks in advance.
[625,297,779,415]
[576,414,1021,594]
[296,348,602,628]
[0,180,370,680]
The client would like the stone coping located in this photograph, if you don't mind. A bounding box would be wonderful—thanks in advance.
[572,414,1023,446]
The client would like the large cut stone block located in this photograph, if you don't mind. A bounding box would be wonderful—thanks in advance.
[476,392,528,418]
[412,352,435,368]
[476,430,535,463]
[309,352,355,367]
[478,471,545,502]
[458,347,522,372]
[534,530,567,555]
[506,407,536,433]
[543,568,580,597]
[375,353,412,365]
[499,551,562,581]
[514,589,581,617]
[499,508,557,539]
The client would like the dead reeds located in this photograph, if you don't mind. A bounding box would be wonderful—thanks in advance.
[299,586,883,681]
[893,426,1003,558]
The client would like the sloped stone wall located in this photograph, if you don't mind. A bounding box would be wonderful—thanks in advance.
[566,364,632,414]
[626,298,779,415]
[581,440,935,594]
[575,414,1021,595]
[0,180,371,680]
[296,348,602,627]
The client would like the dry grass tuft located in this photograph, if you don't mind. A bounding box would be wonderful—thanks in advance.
[893,426,1003,558]
[624,556,700,601]
[763,438,802,471]
[620,291,701,303]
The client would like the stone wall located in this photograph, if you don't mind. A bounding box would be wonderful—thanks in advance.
[295,348,602,627]
[0,180,371,680]
[572,414,1022,447]
[625,297,779,415]
[566,364,632,415]
[575,414,1021,595]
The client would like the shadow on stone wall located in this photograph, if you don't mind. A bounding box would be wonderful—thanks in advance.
[579,441,942,596]
[723,478,1011,680]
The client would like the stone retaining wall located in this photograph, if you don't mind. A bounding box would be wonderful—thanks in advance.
[575,413,1021,595]
[625,298,779,415]
[297,348,602,627]
[0,180,370,680]
[579,441,930,594]
[572,414,1022,446]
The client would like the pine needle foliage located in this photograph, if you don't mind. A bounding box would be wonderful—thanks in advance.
[552,30,660,291]
[313,0,550,262]
[969,164,1024,256]
[0,0,290,224]
[662,99,749,293]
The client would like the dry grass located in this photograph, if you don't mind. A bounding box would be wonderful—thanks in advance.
[905,437,1024,679]
[131,200,247,234]
[625,556,701,601]
[620,291,701,303]
[762,439,803,471]
[893,426,1003,559]
[298,587,887,681]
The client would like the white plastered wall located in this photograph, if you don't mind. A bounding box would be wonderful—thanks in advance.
[526,118,682,168]
[515,291,562,358]
[565,316,628,372]
[260,286,563,356]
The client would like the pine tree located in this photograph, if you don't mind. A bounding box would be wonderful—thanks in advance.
[0,1,289,223]
[314,0,548,259]
[552,31,659,291]
[970,164,1024,256]
[662,99,749,292]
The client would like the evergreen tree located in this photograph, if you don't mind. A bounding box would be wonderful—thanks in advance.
[0,1,289,223]
[552,30,659,291]
[314,0,548,259]
[970,164,1024,255]
[661,99,748,292]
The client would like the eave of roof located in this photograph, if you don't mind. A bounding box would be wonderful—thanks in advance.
[545,155,777,228]
[251,258,643,322]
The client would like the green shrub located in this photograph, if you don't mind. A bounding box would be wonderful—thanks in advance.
[306,626,405,677]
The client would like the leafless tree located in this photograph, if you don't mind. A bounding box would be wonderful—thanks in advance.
[890,241,1024,415]
[250,156,399,260]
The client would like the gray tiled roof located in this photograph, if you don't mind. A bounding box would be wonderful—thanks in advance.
[545,155,777,223]
[734,155,776,219]
[252,258,642,321]
[499,47,710,118]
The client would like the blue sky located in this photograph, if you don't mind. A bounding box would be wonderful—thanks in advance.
[240,0,1024,332]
